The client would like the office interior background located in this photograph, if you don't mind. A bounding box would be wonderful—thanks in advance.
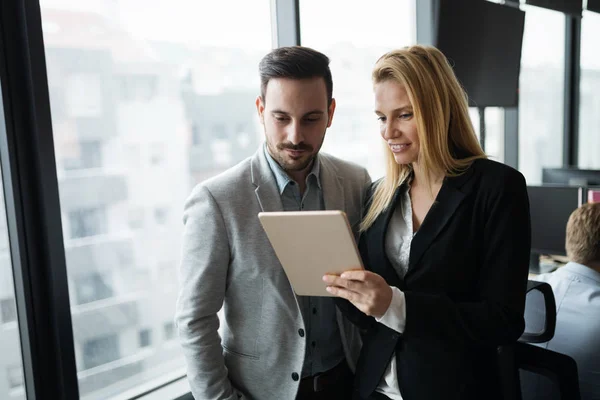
[0,0,598,399]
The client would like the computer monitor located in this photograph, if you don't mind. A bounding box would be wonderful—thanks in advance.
[527,186,583,271]
[542,168,600,187]
[435,0,525,107]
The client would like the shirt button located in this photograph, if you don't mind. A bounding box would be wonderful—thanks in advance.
[312,341,316,348]
[298,329,305,337]
[312,308,317,315]
[292,372,299,381]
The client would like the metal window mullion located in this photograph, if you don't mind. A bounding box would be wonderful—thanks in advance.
[0,0,79,399]
[503,107,519,169]
[562,14,581,167]
[271,0,300,48]
[416,0,437,45]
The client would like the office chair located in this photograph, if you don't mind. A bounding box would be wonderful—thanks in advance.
[497,280,581,400]
[519,280,556,343]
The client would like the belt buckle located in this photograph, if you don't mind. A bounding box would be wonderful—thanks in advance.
[313,373,324,392]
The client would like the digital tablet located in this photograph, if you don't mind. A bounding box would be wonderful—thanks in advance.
[258,210,364,296]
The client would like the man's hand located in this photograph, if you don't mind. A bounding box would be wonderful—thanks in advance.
[323,270,393,319]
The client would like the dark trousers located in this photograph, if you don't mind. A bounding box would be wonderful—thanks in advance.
[296,361,354,400]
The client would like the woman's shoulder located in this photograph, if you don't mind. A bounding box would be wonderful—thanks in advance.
[467,158,527,199]
[470,158,526,185]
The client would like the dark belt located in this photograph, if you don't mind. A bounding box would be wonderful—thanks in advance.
[299,361,352,393]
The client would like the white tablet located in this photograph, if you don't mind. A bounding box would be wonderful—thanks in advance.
[258,210,364,296]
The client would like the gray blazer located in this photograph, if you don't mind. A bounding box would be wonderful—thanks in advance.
[175,147,371,400]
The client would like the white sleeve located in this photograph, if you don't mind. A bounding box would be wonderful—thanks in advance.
[375,286,406,333]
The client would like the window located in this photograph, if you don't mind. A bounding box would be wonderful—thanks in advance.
[154,207,168,225]
[518,6,566,184]
[73,272,114,305]
[484,108,505,162]
[63,141,102,171]
[118,75,158,102]
[0,104,25,399]
[300,0,416,180]
[65,73,103,117]
[191,123,201,145]
[578,11,600,168]
[68,207,107,239]
[128,207,144,230]
[149,142,165,165]
[139,329,152,348]
[469,107,505,162]
[212,123,227,139]
[83,334,120,369]
[39,0,271,397]
[163,322,175,341]
[6,365,23,390]
[0,298,17,324]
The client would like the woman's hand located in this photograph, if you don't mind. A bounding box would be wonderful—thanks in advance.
[323,270,393,319]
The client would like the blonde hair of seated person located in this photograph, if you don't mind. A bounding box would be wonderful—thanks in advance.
[361,45,486,232]
[565,203,600,268]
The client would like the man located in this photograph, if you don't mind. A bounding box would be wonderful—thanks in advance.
[528,203,600,400]
[175,46,371,400]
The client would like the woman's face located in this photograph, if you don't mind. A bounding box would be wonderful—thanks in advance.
[374,80,420,166]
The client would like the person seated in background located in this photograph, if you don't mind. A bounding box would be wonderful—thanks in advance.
[529,202,600,400]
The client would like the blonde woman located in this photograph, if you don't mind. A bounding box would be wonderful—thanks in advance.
[324,45,531,400]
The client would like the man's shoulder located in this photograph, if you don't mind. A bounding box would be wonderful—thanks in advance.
[189,157,253,200]
[320,152,368,178]
[535,265,600,297]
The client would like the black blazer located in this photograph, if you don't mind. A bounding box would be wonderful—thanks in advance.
[340,158,531,400]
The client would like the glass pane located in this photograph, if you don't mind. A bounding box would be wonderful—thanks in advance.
[485,107,505,163]
[468,107,505,163]
[300,0,416,180]
[39,1,271,398]
[578,11,600,169]
[518,6,565,184]
[0,95,26,399]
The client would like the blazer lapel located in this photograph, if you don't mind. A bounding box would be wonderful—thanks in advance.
[251,148,283,212]
[408,166,475,270]
[320,156,345,211]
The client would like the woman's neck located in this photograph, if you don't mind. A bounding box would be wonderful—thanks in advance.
[411,162,444,189]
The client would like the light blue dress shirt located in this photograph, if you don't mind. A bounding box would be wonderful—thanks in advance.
[263,145,345,378]
[529,262,600,400]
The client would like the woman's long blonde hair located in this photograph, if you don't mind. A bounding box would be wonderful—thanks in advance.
[360,45,486,232]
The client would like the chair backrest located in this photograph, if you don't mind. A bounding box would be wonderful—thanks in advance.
[520,281,556,343]
[497,280,580,400]
[517,342,580,400]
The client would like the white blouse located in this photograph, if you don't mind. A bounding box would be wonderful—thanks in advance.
[374,187,414,400]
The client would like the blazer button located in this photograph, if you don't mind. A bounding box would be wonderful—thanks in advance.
[298,329,305,337]
[292,372,299,381]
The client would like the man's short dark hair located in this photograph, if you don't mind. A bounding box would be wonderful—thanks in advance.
[259,46,333,105]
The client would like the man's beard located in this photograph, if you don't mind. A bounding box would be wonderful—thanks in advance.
[267,134,325,173]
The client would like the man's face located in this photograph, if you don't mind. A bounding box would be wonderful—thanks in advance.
[256,77,335,174]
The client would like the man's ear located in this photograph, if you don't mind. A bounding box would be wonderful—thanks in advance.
[256,96,265,124]
[326,98,336,128]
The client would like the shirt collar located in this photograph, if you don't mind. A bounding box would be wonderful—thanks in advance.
[263,144,321,194]
[561,261,600,284]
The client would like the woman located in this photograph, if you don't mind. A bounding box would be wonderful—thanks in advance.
[323,45,531,400]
